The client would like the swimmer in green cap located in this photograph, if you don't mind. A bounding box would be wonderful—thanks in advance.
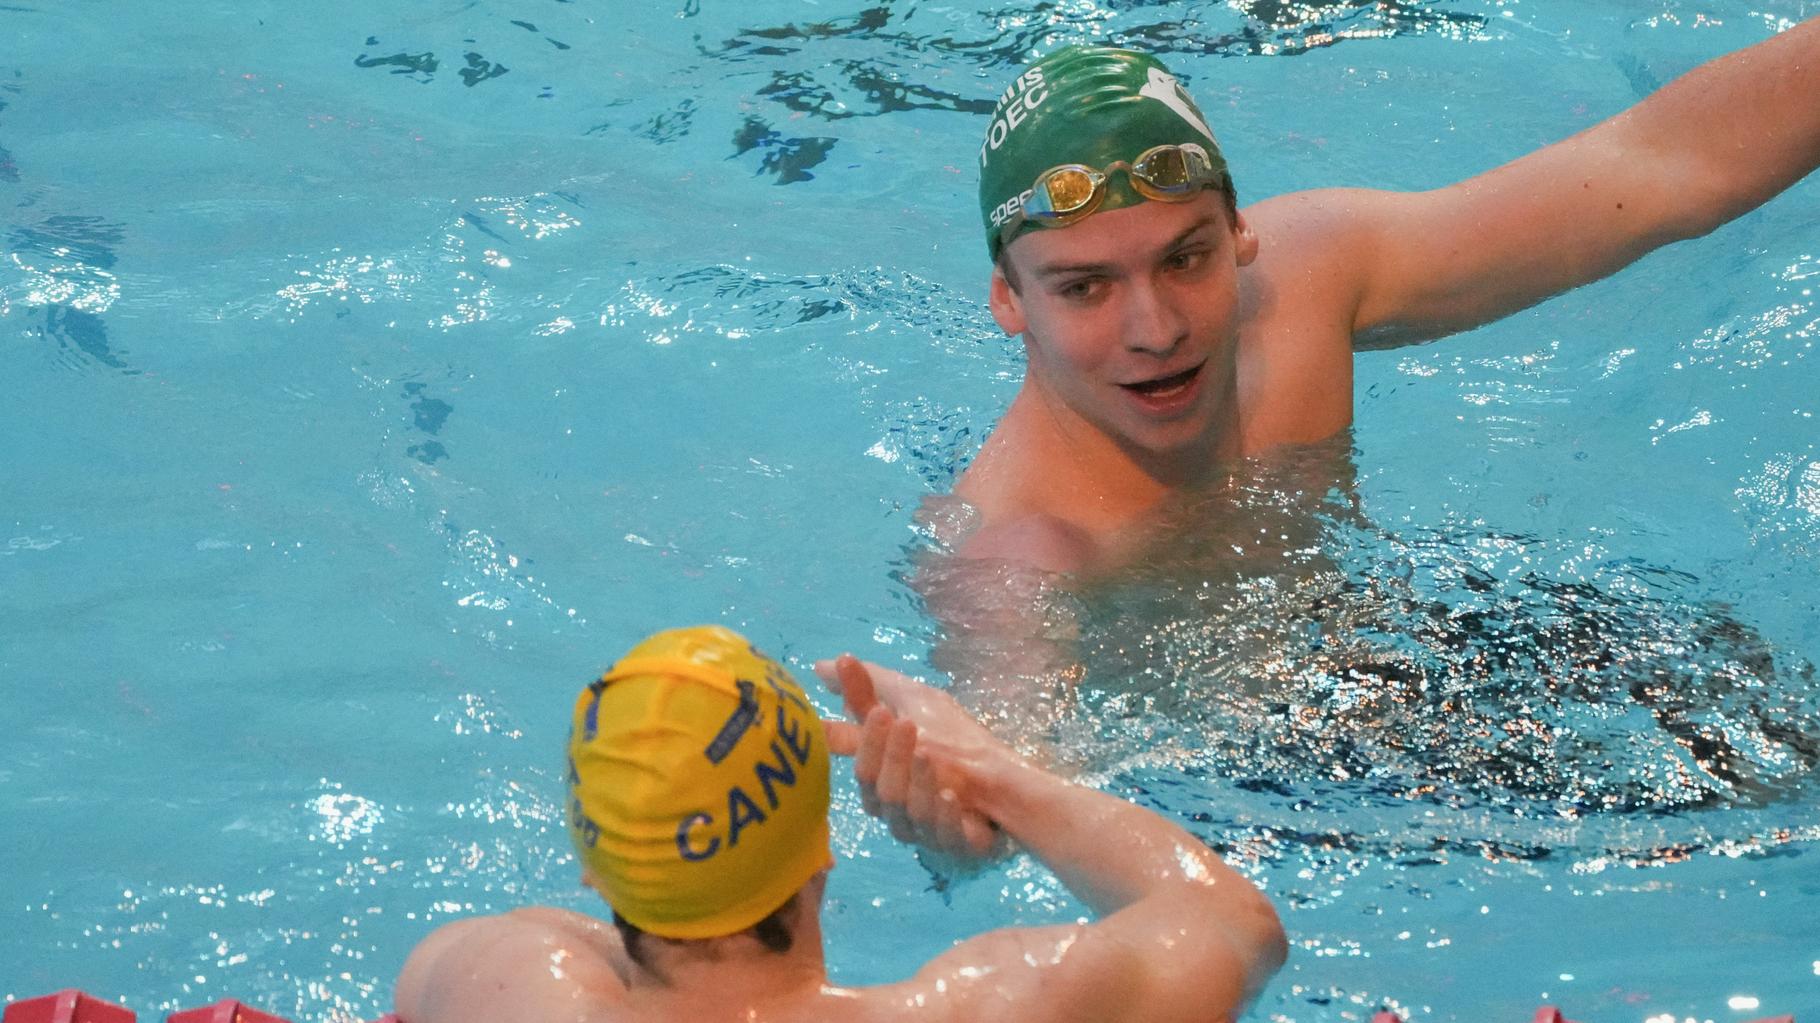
[954,27,1820,575]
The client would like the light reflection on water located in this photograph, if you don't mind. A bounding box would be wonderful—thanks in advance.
[917,437,1820,896]
[3,0,1817,1019]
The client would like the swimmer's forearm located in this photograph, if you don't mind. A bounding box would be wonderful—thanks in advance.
[1617,15,1820,235]
[1350,15,1820,346]
[976,758,1278,931]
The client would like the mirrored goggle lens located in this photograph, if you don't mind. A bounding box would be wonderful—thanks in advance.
[1132,145,1207,193]
[1033,167,1103,218]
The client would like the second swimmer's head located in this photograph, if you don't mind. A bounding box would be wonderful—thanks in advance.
[566,625,831,960]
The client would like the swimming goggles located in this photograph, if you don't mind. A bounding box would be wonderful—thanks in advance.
[1001,142,1222,240]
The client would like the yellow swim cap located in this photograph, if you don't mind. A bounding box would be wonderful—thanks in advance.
[566,625,831,940]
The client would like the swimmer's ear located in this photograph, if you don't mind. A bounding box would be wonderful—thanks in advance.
[988,264,1027,336]
[1232,209,1259,267]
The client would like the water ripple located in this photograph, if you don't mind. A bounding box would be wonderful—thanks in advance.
[256,194,580,325]
[919,445,1820,883]
[1736,453,1820,563]
[697,0,1492,130]
[3,214,129,371]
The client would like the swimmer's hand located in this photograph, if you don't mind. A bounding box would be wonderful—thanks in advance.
[819,655,1286,1021]
[815,655,1011,866]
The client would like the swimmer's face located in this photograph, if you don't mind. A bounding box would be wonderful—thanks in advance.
[990,193,1258,457]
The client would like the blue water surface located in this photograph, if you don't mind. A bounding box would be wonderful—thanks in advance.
[2,1,1817,1021]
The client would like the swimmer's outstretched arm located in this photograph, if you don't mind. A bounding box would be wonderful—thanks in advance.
[1262,15,1820,350]
[818,656,1287,1023]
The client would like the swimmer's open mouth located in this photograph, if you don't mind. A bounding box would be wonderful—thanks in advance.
[1120,361,1203,398]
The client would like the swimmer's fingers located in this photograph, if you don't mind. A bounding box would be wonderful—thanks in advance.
[850,706,909,826]
[929,782,980,859]
[906,750,942,844]
[855,663,1010,761]
[873,716,918,806]
[831,676,1009,859]
[875,717,920,845]
[850,716,1002,861]
[815,658,1006,764]
[928,768,1000,861]
[823,718,862,758]
[812,654,880,722]
[904,752,991,861]
[852,706,895,791]
[820,657,939,720]
[957,808,999,859]
[837,654,883,721]
[811,656,846,694]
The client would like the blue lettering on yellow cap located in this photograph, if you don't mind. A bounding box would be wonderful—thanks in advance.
[726,786,766,848]
[763,667,811,715]
[703,679,760,765]
[570,796,601,849]
[776,705,812,765]
[583,678,607,741]
[754,739,798,810]
[676,812,720,861]
[672,709,816,864]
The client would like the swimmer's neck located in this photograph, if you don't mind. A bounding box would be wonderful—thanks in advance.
[960,372,1245,534]
[625,931,829,1006]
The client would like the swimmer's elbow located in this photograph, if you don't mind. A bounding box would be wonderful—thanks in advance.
[1622,149,1758,249]
[1177,876,1288,1002]
[1208,879,1288,984]
[1245,898,1290,983]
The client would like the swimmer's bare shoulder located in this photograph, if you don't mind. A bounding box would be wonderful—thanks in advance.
[955,510,1098,575]
[847,922,1114,1022]
[852,905,1250,1023]
[1227,189,1384,434]
[948,436,1107,576]
[395,906,630,1023]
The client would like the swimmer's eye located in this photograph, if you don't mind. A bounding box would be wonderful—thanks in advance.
[1054,276,1104,302]
[1164,246,1210,272]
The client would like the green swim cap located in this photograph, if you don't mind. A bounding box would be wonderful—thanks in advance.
[978,46,1231,260]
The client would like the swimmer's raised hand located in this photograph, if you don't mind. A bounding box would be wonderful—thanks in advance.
[820,655,1286,1023]
[815,655,1005,864]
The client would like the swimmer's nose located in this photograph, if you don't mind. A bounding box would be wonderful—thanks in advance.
[1123,278,1187,356]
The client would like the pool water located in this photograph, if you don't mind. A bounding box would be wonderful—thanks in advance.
[3,1,1817,1020]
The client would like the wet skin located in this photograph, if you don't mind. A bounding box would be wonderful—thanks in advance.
[990,197,1258,471]
[958,190,1357,574]
[952,16,1820,576]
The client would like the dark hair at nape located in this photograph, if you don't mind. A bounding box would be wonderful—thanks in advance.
[612,894,797,976]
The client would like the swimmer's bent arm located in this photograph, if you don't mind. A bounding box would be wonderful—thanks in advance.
[1286,15,1820,350]
[925,754,1288,1023]
[393,906,629,1023]
[826,658,1286,1023]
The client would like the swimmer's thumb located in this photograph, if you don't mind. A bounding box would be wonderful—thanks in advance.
[834,654,880,717]
[814,653,881,721]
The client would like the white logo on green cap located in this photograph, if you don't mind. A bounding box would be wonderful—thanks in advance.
[1139,68,1217,145]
